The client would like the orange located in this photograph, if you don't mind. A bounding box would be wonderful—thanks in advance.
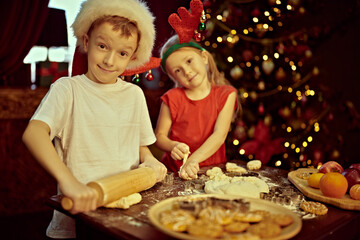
[319,172,348,198]
[350,184,360,200]
[307,172,324,189]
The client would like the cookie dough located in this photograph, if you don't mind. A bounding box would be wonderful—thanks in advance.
[105,193,142,209]
[204,176,269,198]
[247,160,262,171]
[226,162,247,174]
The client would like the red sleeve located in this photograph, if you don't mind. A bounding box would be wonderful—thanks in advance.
[217,85,237,112]
[160,88,181,121]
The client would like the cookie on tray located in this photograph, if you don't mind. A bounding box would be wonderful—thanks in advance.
[187,219,223,238]
[159,209,195,232]
[247,221,282,238]
[224,221,250,233]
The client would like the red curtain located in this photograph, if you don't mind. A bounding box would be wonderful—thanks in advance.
[0,0,49,79]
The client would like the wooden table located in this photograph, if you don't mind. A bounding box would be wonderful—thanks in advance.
[47,162,360,240]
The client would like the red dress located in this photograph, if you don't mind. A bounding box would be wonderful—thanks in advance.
[160,85,237,173]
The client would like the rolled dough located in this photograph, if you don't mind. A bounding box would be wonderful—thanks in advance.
[204,167,269,198]
[105,193,142,209]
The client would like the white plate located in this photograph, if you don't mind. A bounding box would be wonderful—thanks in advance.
[148,194,302,240]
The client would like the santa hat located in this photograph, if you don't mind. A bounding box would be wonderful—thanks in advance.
[71,0,156,71]
[71,0,204,77]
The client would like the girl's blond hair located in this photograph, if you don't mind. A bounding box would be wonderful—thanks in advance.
[160,35,230,87]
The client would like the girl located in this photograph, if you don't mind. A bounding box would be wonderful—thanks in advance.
[155,35,239,180]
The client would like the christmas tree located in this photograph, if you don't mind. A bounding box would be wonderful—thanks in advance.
[199,0,360,170]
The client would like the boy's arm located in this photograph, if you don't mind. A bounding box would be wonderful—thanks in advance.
[22,120,98,214]
[155,103,189,160]
[181,92,237,179]
[139,146,167,182]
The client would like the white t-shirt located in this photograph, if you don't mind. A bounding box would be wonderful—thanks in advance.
[31,74,156,238]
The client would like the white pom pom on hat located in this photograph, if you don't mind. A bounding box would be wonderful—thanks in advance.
[71,0,155,70]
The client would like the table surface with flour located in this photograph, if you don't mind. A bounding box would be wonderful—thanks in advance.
[47,160,360,240]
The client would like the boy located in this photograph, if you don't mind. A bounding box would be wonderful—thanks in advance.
[22,0,167,238]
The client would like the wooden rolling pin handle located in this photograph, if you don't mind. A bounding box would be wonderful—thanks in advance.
[60,167,156,211]
[61,196,74,210]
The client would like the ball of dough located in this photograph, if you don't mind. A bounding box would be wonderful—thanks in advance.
[247,160,262,170]
[206,167,223,176]
[226,162,247,174]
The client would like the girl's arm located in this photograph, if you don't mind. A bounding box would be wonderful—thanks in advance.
[155,103,190,160]
[181,92,237,179]
[139,146,167,182]
[22,120,97,214]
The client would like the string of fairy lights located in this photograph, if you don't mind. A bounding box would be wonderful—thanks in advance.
[199,0,331,169]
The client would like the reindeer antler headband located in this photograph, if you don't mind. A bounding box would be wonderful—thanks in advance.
[71,0,205,78]
[160,0,205,73]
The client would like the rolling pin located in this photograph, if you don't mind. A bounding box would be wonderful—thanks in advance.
[61,167,156,210]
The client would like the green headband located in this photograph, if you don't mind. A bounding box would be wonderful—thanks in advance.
[160,42,205,73]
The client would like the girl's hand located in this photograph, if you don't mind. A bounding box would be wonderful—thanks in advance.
[59,178,98,215]
[171,142,190,160]
[139,157,167,182]
[179,158,199,179]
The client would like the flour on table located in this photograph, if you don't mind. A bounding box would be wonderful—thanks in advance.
[204,167,269,198]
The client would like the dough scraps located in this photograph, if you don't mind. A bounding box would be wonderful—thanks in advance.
[226,162,247,174]
[105,193,142,209]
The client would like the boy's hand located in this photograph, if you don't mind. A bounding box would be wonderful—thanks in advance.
[171,143,190,160]
[139,157,167,182]
[179,158,199,180]
[59,178,98,215]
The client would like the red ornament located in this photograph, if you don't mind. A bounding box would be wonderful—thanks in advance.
[251,8,261,17]
[242,50,253,62]
[194,32,202,42]
[258,103,265,115]
[203,0,212,8]
[145,71,154,81]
